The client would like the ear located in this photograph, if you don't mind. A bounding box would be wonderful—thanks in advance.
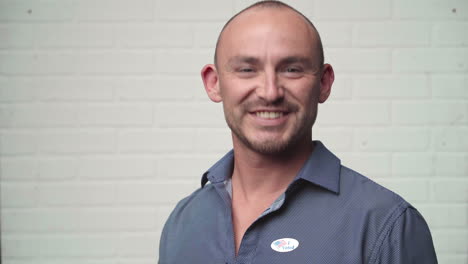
[201,64,222,103]
[318,63,334,103]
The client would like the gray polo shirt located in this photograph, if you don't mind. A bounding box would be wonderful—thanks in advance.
[159,141,437,264]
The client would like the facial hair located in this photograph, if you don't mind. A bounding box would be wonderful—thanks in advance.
[224,98,315,155]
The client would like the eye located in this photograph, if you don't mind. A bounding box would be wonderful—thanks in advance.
[235,66,257,78]
[285,67,302,73]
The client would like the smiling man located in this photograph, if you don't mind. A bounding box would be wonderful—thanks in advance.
[158,1,437,263]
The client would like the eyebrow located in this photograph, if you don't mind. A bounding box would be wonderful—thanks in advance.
[279,56,314,67]
[227,56,260,66]
[226,55,314,66]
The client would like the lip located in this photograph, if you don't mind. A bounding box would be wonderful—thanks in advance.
[248,110,290,126]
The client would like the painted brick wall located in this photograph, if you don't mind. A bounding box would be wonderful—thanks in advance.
[1,0,467,263]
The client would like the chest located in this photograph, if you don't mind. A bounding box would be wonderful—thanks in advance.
[231,196,279,254]
[163,197,372,264]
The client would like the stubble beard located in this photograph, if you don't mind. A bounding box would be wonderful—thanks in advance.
[224,103,315,156]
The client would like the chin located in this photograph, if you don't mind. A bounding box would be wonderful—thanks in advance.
[242,136,297,155]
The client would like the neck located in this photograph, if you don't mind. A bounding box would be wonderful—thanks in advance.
[231,136,314,201]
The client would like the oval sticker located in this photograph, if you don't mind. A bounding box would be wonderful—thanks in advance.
[270,238,299,252]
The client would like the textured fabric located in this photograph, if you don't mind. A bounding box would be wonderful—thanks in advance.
[159,141,437,264]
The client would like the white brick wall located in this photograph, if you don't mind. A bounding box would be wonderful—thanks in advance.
[1,0,467,263]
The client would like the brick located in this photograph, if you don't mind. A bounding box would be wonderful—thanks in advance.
[0,0,73,21]
[0,132,37,155]
[0,52,76,75]
[234,0,261,12]
[116,23,193,48]
[272,0,315,18]
[434,153,468,177]
[155,51,212,74]
[0,158,37,180]
[433,127,468,151]
[326,49,391,73]
[118,130,159,153]
[393,48,468,73]
[118,260,155,264]
[392,153,433,176]
[38,130,117,154]
[0,107,13,127]
[38,183,115,206]
[0,77,37,102]
[315,0,391,19]
[38,158,78,180]
[156,0,233,21]
[2,236,40,257]
[115,182,198,205]
[3,208,158,231]
[437,255,468,264]
[433,22,468,46]
[327,75,352,100]
[37,77,115,101]
[2,209,75,231]
[154,103,225,127]
[418,205,467,228]
[1,183,38,208]
[193,23,224,48]
[39,235,118,257]
[73,0,153,21]
[394,0,468,19]
[0,77,114,102]
[194,128,233,153]
[355,22,430,47]
[2,260,118,264]
[311,22,352,48]
[317,102,390,126]
[76,52,154,74]
[0,105,78,128]
[34,24,114,48]
[0,24,34,48]
[356,128,430,152]
[432,230,468,254]
[115,77,205,101]
[78,104,153,126]
[376,179,429,203]
[339,153,391,177]
[392,102,467,125]
[78,157,156,179]
[118,234,159,257]
[354,75,429,99]
[157,155,216,179]
[119,129,196,153]
[432,75,468,99]
[432,180,468,202]
[314,128,354,151]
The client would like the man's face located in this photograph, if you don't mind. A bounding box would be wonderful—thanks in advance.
[206,8,332,155]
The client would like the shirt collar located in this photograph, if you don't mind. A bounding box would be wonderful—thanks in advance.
[201,141,341,194]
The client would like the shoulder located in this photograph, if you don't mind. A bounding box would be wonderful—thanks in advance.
[338,166,437,263]
[164,183,219,227]
[339,165,410,212]
[159,184,221,260]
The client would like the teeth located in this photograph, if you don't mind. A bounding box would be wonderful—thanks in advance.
[256,111,284,119]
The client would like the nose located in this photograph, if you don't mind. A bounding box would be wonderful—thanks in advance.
[256,70,284,103]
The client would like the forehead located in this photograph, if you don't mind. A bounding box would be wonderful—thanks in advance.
[217,8,318,65]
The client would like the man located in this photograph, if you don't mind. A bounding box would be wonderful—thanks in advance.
[159,1,438,263]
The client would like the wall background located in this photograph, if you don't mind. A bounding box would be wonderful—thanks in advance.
[0,0,467,263]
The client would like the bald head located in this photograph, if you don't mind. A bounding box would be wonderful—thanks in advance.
[214,1,324,68]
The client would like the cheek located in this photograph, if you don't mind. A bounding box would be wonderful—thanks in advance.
[220,83,257,110]
[290,83,319,106]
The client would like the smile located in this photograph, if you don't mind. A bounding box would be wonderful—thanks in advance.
[255,111,284,119]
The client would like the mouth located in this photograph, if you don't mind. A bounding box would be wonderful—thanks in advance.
[255,111,284,119]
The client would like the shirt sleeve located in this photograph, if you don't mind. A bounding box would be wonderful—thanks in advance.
[372,207,438,264]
